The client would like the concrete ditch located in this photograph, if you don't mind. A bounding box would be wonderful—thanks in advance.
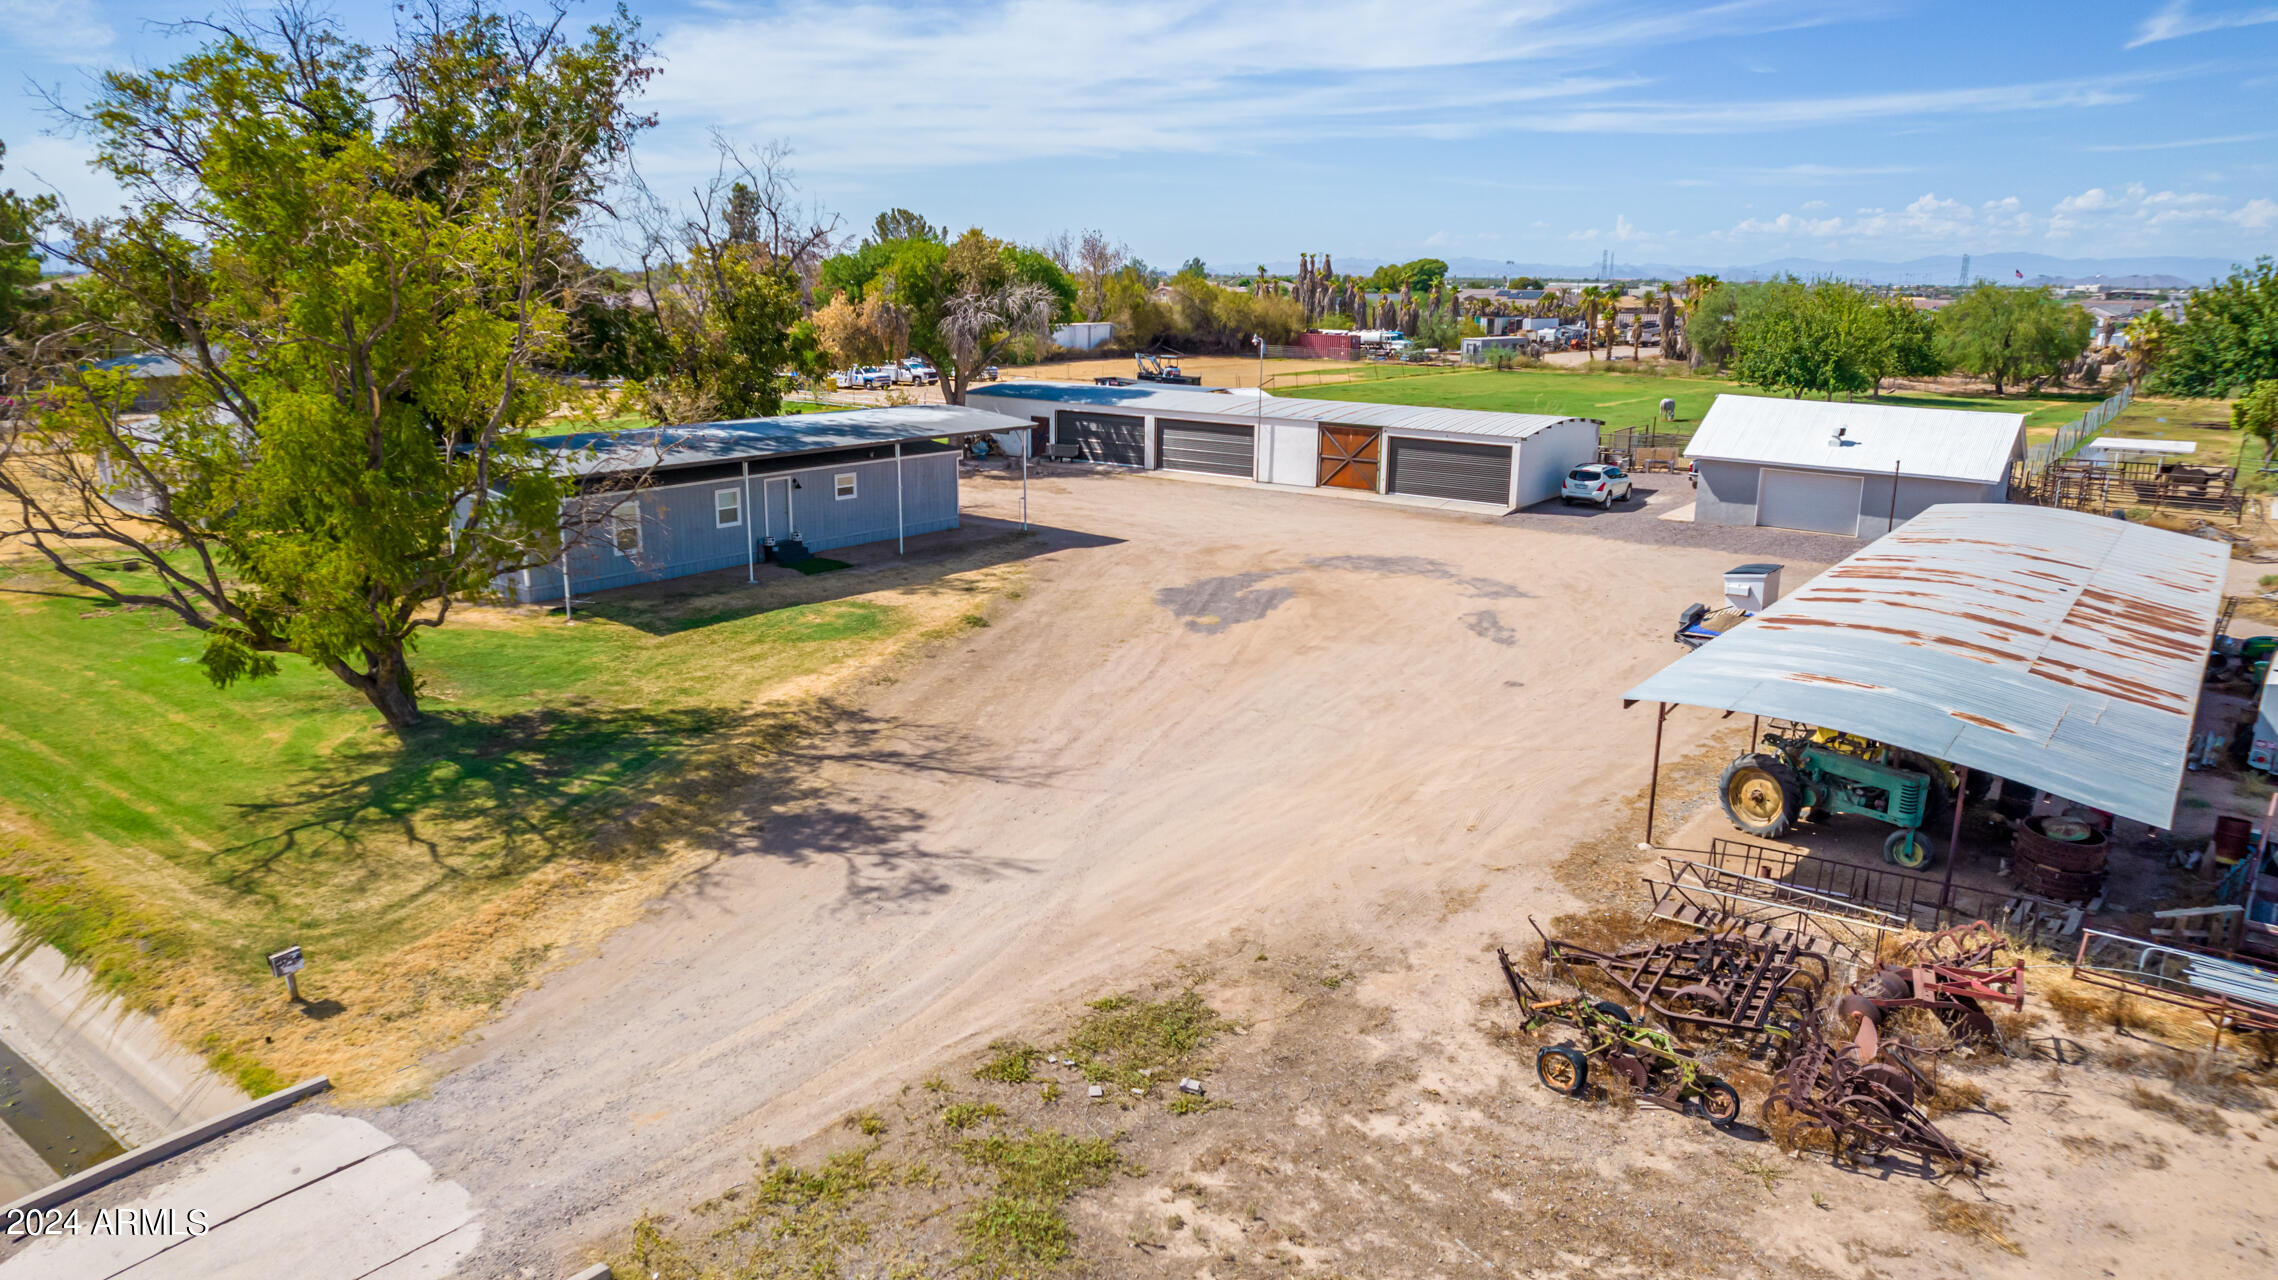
[0,921,245,1201]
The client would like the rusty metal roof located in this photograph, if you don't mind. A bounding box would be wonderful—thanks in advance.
[1624,504,2227,828]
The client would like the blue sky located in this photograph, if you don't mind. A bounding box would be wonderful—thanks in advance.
[3,0,2274,271]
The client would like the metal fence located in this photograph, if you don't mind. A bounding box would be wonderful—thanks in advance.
[2014,458,2246,517]
[2020,383,2133,475]
[1683,837,2089,946]
[1262,344,1365,361]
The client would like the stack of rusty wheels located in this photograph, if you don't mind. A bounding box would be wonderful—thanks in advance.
[2011,814,2107,901]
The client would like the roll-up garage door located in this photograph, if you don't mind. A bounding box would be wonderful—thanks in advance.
[1057,410,1146,466]
[1756,467,1862,535]
[1157,419,1254,477]
[1387,437,1512,505]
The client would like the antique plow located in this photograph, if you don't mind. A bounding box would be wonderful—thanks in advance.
[1845,922,2026,1043]
[1533,920,1827,1054]
[1497,939,1742,1126]
[1766,1012,1987,1176]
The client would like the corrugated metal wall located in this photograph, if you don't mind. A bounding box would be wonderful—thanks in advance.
[1386,437,1512,504]
[1513,419,1599,508]
[511,452,958,602]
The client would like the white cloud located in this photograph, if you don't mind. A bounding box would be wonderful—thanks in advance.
[0,0,114,63]
[2126,1,2278,49]
[2082,131,2276,152]
[1524,75,2151,135]
[643,0,1767,177]
[1714,182,2278,253]
[1567,213,1658,244]
[635,1,2132,182]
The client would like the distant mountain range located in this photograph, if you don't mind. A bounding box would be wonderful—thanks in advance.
[1220,252,2243,289]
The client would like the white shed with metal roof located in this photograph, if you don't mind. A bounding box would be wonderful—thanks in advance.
[1685,394,2026,538]
[964,381,1601,510]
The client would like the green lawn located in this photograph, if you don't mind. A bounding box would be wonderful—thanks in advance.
[0,557,967,1094]
[2087,393,2262,488]
[1292,366,2112,439]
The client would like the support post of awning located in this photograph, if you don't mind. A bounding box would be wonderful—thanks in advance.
[1941,766,1969,914]
[1644,701,1670,848]
[743,459,755,583]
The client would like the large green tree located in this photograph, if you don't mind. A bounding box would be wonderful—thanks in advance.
[2150,258,2278,396]
[0,141,56,337]
[625,138,837,419]
[818,229,1073,403]
[1935,284,2091,395]
[1364,258,1450,293]
[2236,380,2278,465]
[0,4,654,730]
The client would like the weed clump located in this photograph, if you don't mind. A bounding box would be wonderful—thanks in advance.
[941,1102,1004,1131]
[956,1129,1120,1268]
[973,1039,1040,1084]
[1058,991,1229,1090]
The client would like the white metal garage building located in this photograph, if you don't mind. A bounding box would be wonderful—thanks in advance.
[963,382,1601,511]
[1684,395,2025,538]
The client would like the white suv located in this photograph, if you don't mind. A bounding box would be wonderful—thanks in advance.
[1561,463,1633,508]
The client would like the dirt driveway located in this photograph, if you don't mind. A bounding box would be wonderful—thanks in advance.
[384,466,1823,1273]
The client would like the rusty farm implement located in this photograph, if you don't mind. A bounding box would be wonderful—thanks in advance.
[1766,1008,1988,1177]
[1528,919,1828,1058]
[1496,933,1743,1127]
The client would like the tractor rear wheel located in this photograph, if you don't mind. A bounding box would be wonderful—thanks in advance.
[1720,754,1801,838]
[1537,1045,1589,1097]
[1593,1001,1635,1024]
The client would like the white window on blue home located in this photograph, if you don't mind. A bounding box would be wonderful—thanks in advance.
[715,486,741,528]
[834,472,857,500]
[611,500,642,555]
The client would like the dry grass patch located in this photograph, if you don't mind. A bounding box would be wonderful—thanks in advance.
[1922,1191,2025,1256]
[2125,1084,2230,1137]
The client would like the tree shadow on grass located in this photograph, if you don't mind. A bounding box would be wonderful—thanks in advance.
[215,698,1056,920]
[215,704,747,908]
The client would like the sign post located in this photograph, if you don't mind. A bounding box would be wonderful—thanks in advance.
[268,945,306,1003]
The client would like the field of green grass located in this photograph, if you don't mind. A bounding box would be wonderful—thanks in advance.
[2088,393,2264,489]
[1290,365,2114,438]
[0,554,1002,1094]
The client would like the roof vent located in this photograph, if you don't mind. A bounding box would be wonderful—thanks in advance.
[1829,425,1848,448]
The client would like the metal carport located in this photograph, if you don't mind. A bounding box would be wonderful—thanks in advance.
[1623,504,2226,853]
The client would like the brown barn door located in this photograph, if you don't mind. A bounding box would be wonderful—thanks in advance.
[1317,425,1381,490]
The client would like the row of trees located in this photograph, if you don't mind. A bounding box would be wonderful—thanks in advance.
[809,218,1074,405]
[1688,278,2090,399]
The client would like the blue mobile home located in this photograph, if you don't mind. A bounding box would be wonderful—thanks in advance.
[507,404,1024,603]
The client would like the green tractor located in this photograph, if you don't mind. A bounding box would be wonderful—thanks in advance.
[1719,723,1946,869]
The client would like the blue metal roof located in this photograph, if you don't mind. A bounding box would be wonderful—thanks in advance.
[1623,504,2226,828]
[524,404,1030,476]
[968,381,1594,441]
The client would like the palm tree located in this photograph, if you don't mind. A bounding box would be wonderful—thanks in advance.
[1678,274,1721,361]
[1579,286,1603,361]
[1637,289,1657,360]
